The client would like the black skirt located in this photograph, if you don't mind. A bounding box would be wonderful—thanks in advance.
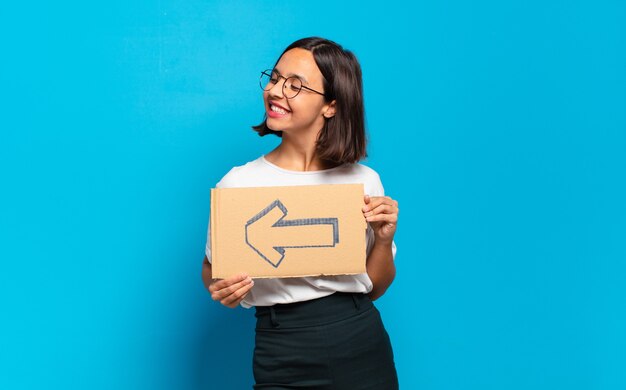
[253,292,399,390]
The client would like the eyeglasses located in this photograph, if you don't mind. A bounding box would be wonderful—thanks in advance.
[259,69,325,99]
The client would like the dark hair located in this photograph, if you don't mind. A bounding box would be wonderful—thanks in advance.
[252,37,367,165]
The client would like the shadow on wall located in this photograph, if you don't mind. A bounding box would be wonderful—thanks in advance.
[196,303,256,389]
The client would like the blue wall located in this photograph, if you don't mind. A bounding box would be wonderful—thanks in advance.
[2,1,625,388]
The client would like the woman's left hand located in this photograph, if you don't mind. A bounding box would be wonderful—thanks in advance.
[363,195,399,244]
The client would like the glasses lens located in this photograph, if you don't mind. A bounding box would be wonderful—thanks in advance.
[283,77,302,99]
[260,71,274,90]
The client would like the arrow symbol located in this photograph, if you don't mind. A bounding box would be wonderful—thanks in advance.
[245,200,339,268]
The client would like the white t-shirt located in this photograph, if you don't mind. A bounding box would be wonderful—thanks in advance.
[205,155,397,308]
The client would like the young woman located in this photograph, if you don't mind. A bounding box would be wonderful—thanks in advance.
[202,37,400,389]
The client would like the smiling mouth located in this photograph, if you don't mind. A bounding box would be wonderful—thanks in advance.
[269,104,289,115]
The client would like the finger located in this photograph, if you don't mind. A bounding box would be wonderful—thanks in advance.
[227,289,251,308]
[363,197,380,211]
[221,281,255,307]
[212,277,252,301]
[222,287,252,308]
[368,203,396,214]
[380,196,396,204]
[209,273,248,293]
[364,204,397,218]
[363,196,395,211]
[363,195,383,211]
[211,276,253,301]
[366,213,398,223]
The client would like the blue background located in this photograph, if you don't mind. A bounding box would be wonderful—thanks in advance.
[2,1,625,389]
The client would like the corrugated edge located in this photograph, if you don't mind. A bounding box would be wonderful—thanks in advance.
[357,183,366,231]
[247,271,365,279]
[210,188,218,277]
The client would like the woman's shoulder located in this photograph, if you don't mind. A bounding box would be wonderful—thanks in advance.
[215,156,266,188]
[338,161,386,196]
[338,161,381,182]
[346,161,381,178]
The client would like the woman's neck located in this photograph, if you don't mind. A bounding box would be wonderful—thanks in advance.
[265,135,335,172]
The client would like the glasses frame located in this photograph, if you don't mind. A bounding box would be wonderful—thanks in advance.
[259,69,325,99]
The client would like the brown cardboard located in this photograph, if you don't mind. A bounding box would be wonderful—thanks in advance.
[210,183,367,279]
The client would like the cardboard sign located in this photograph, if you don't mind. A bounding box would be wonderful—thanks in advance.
[210,183,367,279]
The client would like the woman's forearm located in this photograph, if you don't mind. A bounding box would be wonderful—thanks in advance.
[201,256,213,292]
[365,241,396,300]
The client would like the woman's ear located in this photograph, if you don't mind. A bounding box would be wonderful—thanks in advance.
[323,100,337,118]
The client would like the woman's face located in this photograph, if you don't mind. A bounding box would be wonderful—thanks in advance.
[263,48,336,136]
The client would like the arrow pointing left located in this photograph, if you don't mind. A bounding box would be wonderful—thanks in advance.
[245,200,339,268]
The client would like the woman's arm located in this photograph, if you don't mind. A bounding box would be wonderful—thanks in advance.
[366,241,396,300]
[362,195,399,300]
[201,256,214,290]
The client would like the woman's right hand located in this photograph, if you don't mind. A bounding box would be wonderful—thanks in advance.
[209,274,255,308]
[202,256,254,308]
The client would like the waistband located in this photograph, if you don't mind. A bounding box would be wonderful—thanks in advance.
[254,292,372,329]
